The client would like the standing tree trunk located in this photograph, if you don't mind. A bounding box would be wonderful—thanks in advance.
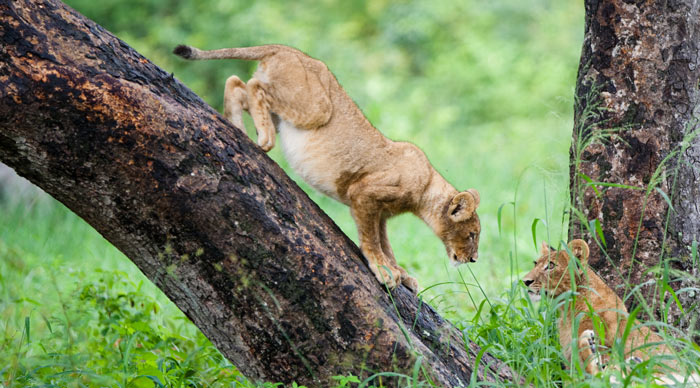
[570,0,700,337]
[0,0,520,386]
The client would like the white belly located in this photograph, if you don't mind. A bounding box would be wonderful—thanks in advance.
[278,120,340,200]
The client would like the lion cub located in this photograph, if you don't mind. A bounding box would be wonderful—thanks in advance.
[522,240,686,377]
[174,44,481,291]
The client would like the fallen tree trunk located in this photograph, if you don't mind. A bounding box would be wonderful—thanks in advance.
[0,0,520,386]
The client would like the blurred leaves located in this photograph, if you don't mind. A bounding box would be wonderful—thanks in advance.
[1,269,252,387]
[65,0,581,133]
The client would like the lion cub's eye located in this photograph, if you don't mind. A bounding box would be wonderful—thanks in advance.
[547,261,556,270]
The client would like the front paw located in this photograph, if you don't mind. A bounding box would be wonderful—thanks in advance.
[580,329,599,355]
[625,356,642,365]
[580,329,603,373]
[258,137,275,152]
[402,275,419,294]
[370,263,401,289]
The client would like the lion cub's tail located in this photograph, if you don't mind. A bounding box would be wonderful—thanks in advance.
[173,44,283,61]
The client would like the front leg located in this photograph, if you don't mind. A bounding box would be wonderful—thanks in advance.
[379,217,418,293]
[579,330,604,374]
[351,208,402,289]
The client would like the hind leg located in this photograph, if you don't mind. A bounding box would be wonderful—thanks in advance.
[223,75,249,134]
[246,78,276,152]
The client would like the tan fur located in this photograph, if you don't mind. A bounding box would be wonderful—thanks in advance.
[522,240,677,376]
[174,44,481,291]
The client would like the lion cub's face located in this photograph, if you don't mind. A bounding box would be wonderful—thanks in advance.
[439,189,481,264]
[522,239,590,298]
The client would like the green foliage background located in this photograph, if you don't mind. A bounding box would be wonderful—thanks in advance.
[1,0,588,386]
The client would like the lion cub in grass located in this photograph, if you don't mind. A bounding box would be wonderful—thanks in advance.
[174,44,481,292]
[523,240,699,382]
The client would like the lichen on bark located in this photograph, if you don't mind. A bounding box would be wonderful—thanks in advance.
[570,0,700,338]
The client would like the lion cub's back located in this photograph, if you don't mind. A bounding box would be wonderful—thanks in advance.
[258,49,334,126]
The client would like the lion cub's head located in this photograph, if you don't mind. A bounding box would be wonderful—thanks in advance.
[439,189,481,264]
[522,239,590,299]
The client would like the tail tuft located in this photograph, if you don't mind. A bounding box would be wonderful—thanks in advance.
[173,45,194,59]
[172,44,282,61]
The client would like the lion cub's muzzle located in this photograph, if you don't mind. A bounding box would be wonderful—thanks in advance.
[448,250,478,265]
[466,251,478,263]
[522,278,544,301]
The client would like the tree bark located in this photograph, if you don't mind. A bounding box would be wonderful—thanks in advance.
[570,0,700,338]
[0,0,520,386]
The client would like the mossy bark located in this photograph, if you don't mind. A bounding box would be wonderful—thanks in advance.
[570,0,700,338]
[0,0,521,386]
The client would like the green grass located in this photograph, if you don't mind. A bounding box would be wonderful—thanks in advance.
[3,191,699,388]
[5,0,698,386]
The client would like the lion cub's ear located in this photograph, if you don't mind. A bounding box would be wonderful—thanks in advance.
[540,241,550,256]
[568,239,590,271]
[448,189,480,222]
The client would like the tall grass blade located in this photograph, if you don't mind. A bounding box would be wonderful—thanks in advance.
[497,202,513,236]
[654,187,675,213]
[588,218,606,248]
[531,218,546,250]
[411,355,423,387]
[578,172,601,197]
[24,316,30,344]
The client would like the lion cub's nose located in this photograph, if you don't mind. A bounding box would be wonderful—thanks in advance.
[523,279,534,287]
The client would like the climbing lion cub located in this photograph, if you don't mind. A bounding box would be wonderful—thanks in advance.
[174,44,481,292]
[522,240,697,381]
